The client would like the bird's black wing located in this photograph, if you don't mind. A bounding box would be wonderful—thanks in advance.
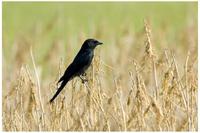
[58,49,92,83]
[50,50,92,103]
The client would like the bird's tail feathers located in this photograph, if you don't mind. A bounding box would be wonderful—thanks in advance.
[57,76,64,84]
[49,80,68,103]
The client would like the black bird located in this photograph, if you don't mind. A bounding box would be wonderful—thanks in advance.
[50,39,103,103]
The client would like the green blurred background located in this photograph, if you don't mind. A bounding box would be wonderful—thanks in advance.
[2,2,198,84]
[3,2,197,55]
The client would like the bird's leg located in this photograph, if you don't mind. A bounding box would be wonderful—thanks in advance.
[79,75,88,84]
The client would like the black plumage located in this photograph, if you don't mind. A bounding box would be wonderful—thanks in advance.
[50,39,103,103]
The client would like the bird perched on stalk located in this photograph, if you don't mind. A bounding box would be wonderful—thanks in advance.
[50,39,103,103]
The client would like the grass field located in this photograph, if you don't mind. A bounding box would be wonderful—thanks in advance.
[2,2,198,131]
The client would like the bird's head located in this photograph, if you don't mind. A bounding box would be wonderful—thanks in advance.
[82,39,103,50]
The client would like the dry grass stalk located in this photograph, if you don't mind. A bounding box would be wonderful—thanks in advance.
[143,19,159,99]
[30,47,45,130]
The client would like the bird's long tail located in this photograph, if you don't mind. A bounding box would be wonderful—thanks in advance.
[49,80,68,103]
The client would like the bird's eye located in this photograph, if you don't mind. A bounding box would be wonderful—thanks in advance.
[94,40,98,43]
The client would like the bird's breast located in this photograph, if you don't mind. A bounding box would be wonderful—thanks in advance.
[85,51,94,67]
[75,50,94,76]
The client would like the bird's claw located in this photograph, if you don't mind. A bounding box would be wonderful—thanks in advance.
[81,79,88,84]
[81,73,87,77]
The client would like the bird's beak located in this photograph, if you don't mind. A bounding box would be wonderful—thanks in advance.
[98,42,103,45]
